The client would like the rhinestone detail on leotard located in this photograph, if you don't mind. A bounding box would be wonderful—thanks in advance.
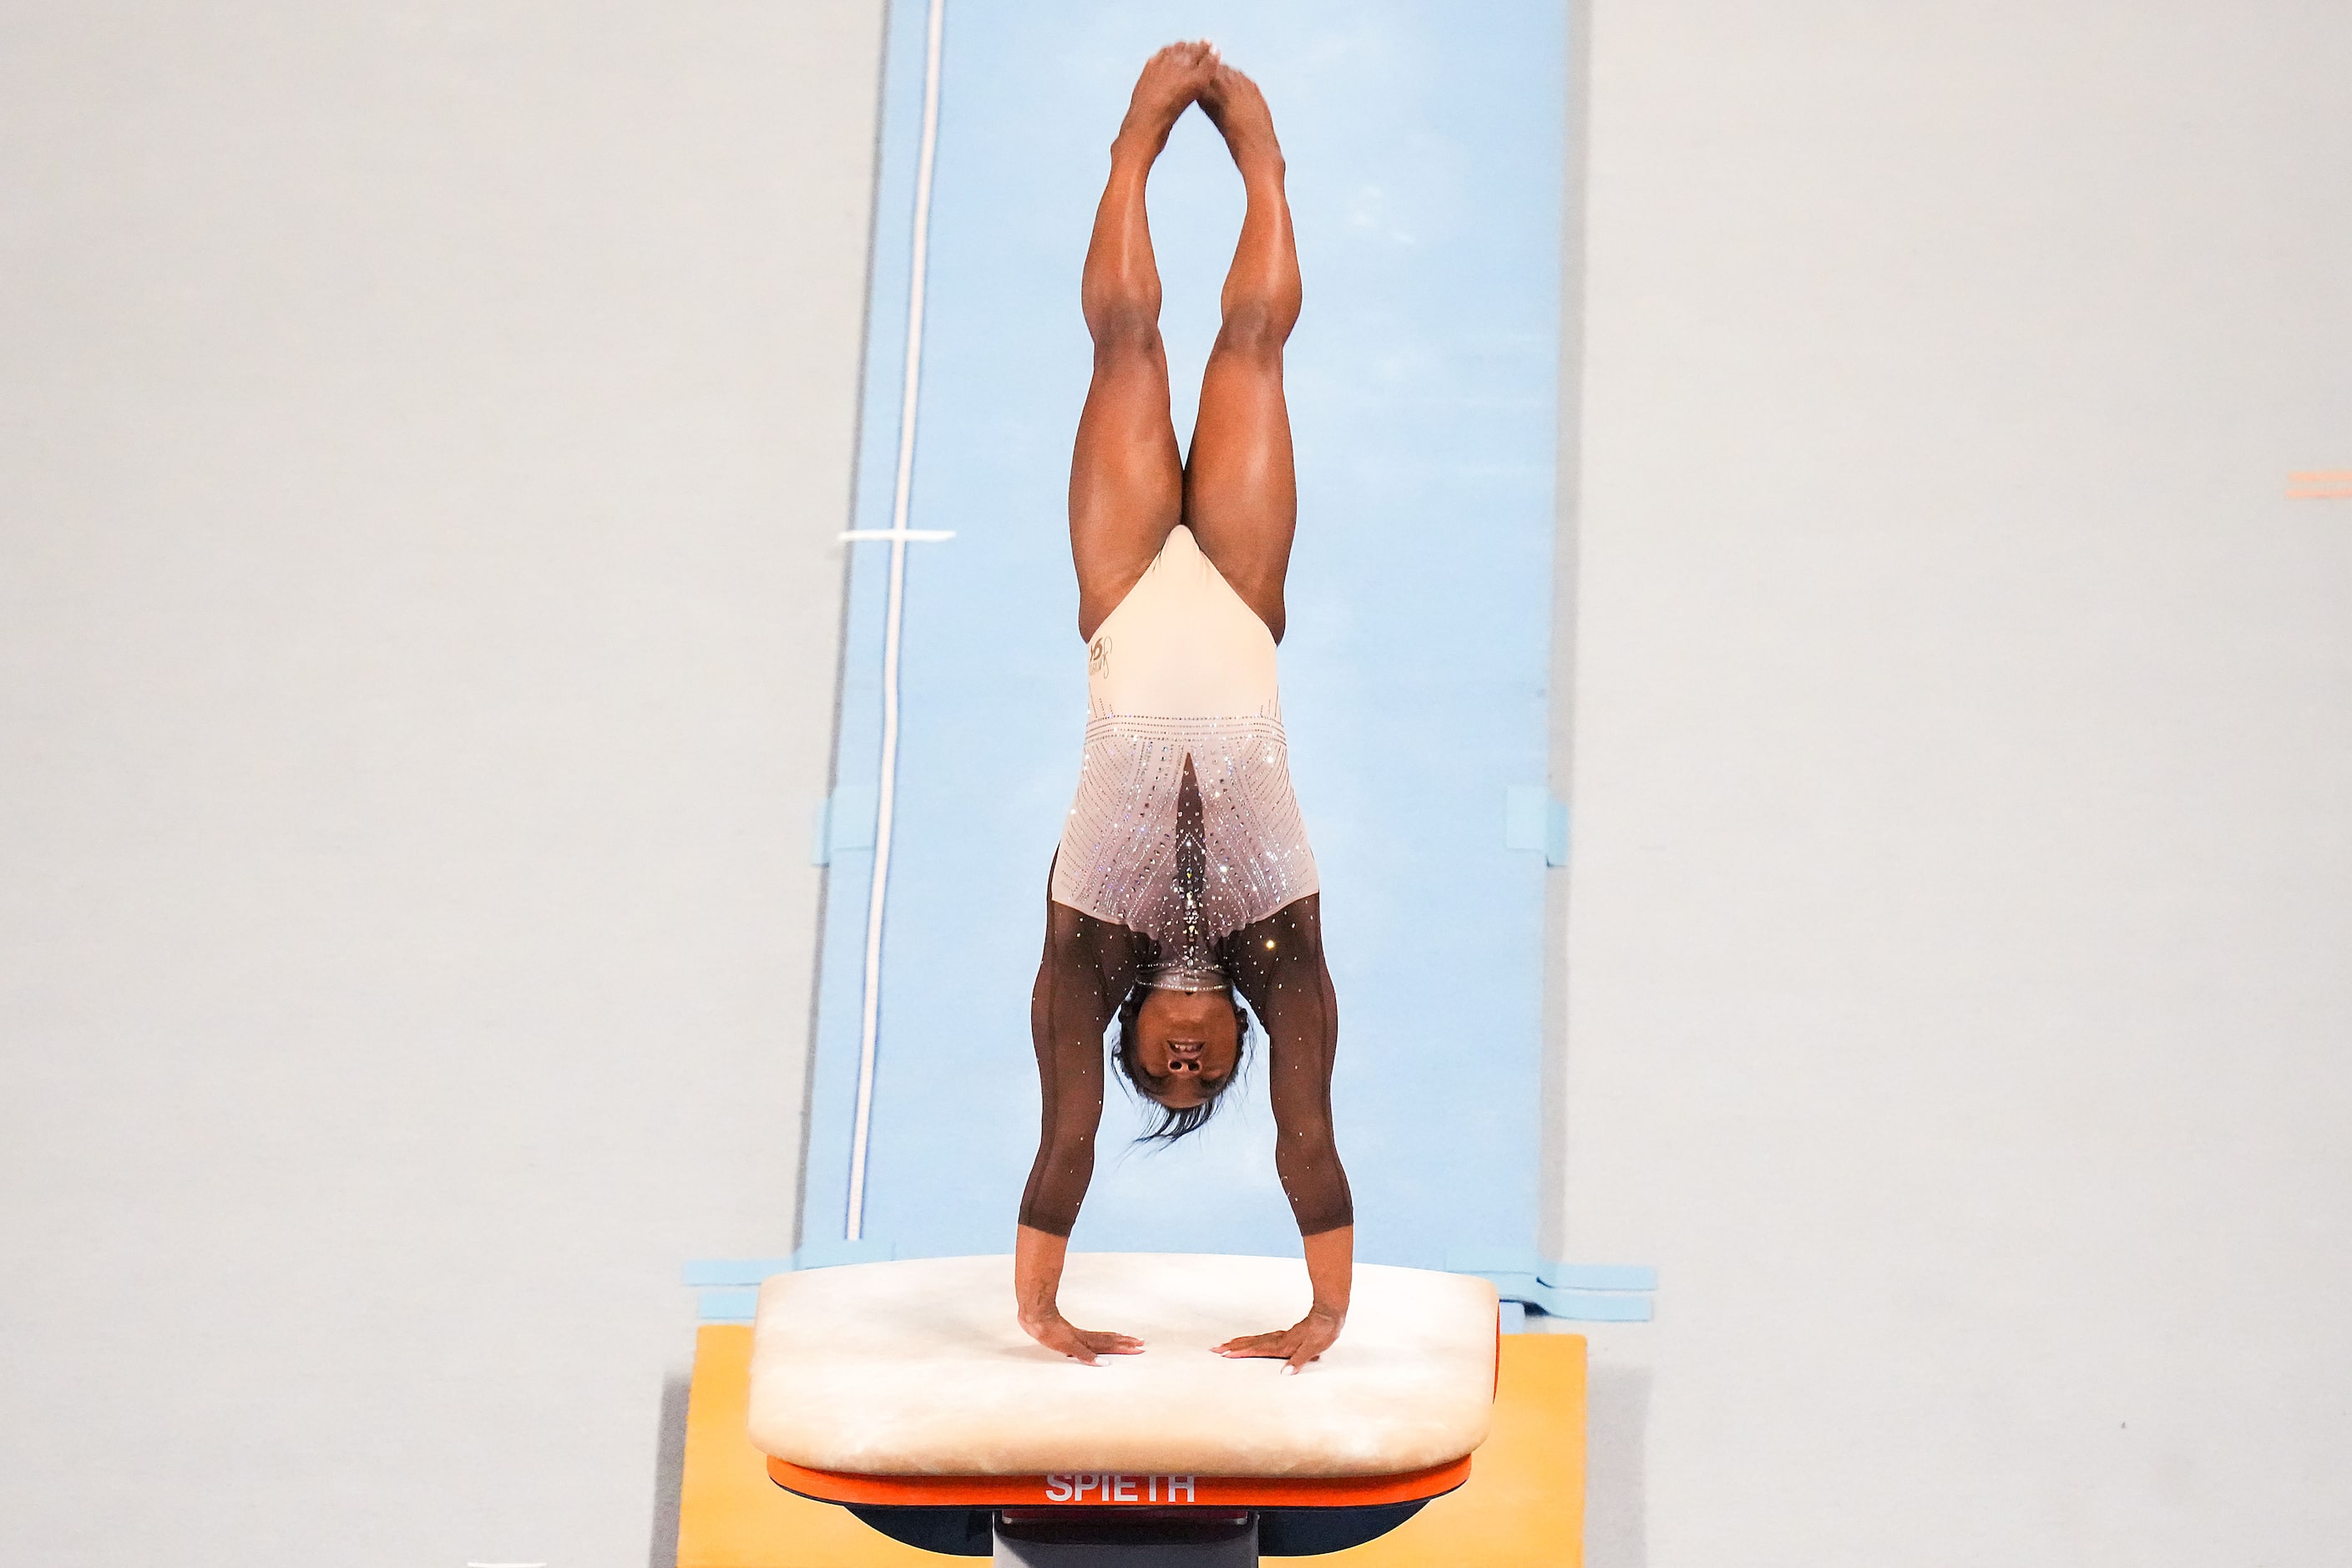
[1051,714,1318,949]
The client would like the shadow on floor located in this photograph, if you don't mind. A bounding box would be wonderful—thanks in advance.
[646,1371,692,1568]
[1584,1363,1651,1568]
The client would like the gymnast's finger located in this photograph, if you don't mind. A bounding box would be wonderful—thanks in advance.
[1038,1323,1102,1364]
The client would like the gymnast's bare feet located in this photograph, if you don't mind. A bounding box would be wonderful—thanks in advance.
[1198,57,1285,180]
[1115,39,1218,159]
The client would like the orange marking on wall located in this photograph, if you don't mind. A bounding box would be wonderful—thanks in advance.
[2288,470,2352,499]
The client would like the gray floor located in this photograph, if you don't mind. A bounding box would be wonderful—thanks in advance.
[1,4,883,1565]
[5,3,2349,1565]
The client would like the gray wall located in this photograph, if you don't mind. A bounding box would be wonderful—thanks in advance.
[0,3,883,1564]
[4,3,2348,1566]
[1562,3,2352,1565]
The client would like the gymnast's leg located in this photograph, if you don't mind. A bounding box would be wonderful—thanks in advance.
[1019,44,1218,1364]
[1185,60,1302,642]
[1069,41,1216,645]
[1186,68,1346,1370]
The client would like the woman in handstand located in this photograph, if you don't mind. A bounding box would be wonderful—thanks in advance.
[1016,43,1351,1374]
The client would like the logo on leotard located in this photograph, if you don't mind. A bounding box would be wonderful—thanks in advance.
[1089,635,1110,675]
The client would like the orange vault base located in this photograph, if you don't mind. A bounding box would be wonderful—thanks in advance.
[675,1325,1586,1566]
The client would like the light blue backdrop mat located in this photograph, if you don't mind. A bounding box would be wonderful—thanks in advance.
[804,0,1571,1280]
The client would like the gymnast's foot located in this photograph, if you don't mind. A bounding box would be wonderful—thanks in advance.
[1116,39,1218,159]
[1198,58,1284,180]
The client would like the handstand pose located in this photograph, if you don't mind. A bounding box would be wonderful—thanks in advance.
[1017,43,1351,1374]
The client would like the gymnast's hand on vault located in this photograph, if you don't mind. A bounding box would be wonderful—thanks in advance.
[1020,1313,1146,1367]
[1211,1306,1343,1374]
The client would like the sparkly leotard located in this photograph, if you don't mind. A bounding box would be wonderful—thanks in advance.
[1022,525,1348,1242]
[1050,525,1318,945]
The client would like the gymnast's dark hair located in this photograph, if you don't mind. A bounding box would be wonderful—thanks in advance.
[1110,980,1257,1146]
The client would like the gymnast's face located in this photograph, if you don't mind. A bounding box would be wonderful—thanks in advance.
[1130,988,1242,1110]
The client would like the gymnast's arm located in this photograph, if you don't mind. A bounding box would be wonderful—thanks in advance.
[1014,903,1143,1364]
[1219,899,1355,1370]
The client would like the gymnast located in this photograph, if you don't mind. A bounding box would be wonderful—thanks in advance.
[1017,43,1352,1375]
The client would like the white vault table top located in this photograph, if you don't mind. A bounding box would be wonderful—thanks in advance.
[746,1253,1500,1479]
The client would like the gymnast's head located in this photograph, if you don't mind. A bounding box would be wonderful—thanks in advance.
[1114,964,1252,1143]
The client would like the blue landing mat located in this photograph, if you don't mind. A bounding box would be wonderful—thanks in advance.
[804,0,1568,1274]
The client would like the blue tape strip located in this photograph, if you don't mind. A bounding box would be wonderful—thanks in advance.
[1504,787,1571,866]
[697,1287,760,1323]
[681,1258,796,1287]
[1529,1290,1651,1323]
[827,786,878,860]
[1477,1278,1665,1325]
[809,786,885,867]
[1533,1286,1651,1323]
[686,1252,1640,1323]
[1504,787,1549,851]
[1468,1271,1656,1323]
[1446,1248,1657,1294]
[1540,1261,1654,1292]
[682,1241,895,1290]
[797,1237,894,1270]
[1447,1245,1540,1275]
